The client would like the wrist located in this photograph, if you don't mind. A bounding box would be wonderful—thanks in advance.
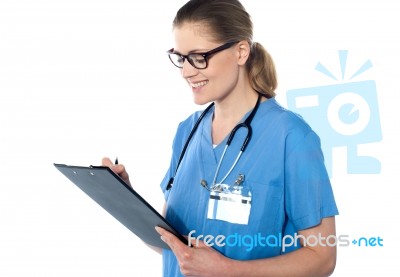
[222,258,247,277]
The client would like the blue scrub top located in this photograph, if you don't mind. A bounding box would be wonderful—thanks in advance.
[160,98,338,277]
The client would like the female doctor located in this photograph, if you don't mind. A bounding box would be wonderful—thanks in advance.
[103,0,338,276]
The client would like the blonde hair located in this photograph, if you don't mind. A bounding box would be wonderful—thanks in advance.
[173,0,277,98]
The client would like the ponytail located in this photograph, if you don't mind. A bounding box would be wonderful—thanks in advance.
[246,42,277,98]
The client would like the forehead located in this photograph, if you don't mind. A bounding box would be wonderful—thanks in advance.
[173,22,219,53]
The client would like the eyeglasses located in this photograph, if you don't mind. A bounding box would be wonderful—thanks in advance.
[167,41,238,69]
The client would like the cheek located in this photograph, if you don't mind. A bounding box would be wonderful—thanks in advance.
[206,68,239,98]
[208,57,238,81]
[215,61,239,85]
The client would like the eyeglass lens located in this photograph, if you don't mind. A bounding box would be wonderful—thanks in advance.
[169,53,207,69]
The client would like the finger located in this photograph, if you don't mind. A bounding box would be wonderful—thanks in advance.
[102,157,131,186]
[155,226,172,248]
[183,235,199,248]
[102,157,124,175]
[102,157,114,167]
[155,227,188,253]
[191,238,207,249]
[115,164,130,180]
[112,164,124,173]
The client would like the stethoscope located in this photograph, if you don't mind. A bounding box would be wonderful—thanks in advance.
[166,94,262,192]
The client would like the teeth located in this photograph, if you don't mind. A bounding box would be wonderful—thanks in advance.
[190,80,208,88]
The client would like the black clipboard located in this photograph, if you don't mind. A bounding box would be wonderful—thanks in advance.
[54,163,187,249]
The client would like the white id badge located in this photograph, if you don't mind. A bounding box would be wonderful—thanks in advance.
[207,188,252,225]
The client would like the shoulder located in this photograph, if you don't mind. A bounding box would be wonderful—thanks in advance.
[175,108,207,137]
[172,105,213,149]
[257,98,324,154]
[259,98,314,136]
[255,100,328,169]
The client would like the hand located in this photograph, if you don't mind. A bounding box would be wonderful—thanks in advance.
[102,157,131,187]
[155,227,236,277]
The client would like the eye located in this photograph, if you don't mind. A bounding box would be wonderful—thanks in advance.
[195,58,206,64]
[176,56,184,63]
[190,54,206,64]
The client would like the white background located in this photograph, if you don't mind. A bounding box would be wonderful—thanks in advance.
[1,0,399,276]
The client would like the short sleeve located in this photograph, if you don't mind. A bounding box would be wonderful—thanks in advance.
[284,130,338,231]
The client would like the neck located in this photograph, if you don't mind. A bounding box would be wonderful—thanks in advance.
[212,89,261,145]
[213,89,260,123]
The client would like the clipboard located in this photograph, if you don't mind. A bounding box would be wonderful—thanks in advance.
[54,163,187,249]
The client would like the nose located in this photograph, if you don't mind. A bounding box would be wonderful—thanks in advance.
[181,59,199,78]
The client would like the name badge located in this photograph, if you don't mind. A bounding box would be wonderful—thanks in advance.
[207,184,252,225]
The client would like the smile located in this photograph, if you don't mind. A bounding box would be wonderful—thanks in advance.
[189,80,209,88]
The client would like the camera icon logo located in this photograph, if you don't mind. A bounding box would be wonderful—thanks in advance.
[286,51,382,177]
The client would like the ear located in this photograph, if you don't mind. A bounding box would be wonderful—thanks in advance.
[236,40,251,66]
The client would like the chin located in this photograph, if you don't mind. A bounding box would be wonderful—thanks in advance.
[192,93,212,106]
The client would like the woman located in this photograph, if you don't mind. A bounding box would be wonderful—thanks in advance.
[103,0,338,276]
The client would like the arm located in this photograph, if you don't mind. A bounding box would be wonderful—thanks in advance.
[233,216,336,277]
[156,217,336,277]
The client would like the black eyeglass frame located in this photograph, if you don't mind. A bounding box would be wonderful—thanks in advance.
[167,41,239,69]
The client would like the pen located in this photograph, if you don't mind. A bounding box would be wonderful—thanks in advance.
[115,157,118,165]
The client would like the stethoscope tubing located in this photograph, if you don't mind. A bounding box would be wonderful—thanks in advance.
[211,95,261,187]
[167,93,262,191]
